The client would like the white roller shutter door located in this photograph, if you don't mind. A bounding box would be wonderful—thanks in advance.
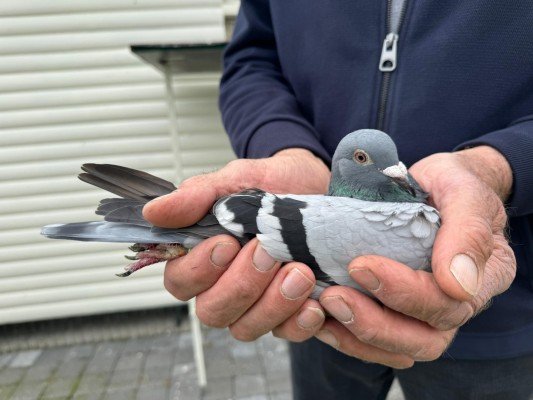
[0,0,237,324]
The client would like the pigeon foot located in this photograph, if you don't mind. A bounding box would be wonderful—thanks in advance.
[117,243,188,277]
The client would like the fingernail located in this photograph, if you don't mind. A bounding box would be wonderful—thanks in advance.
[321,296,354,324]
[252,244,276,272]
[297,307,325,330]
[210,242,237,269]
[281,268,314,300]
[349,268,381,291]
[315,329,338,348]
[450,254,479,296]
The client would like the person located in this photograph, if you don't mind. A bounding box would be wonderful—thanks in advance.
[143,2,533,399]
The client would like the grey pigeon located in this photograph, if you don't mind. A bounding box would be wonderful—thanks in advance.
[41,129,440,297]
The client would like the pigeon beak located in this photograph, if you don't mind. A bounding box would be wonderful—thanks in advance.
[382,162,408,181]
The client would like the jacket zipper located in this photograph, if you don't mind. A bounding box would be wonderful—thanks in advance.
[376,0,408,130]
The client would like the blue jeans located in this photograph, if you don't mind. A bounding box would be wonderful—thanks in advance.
[290,338,533,400]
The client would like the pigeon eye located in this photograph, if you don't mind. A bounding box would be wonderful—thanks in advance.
[353,150,370,164]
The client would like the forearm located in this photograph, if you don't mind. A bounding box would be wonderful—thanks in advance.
[455,146,513,202]
[220,3,330,163]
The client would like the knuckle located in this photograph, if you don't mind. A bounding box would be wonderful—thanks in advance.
[462,216,494,261]
[356,326,380,344]
[229,324,259,342]
[233,277,262,305]
[394,274,435,318]
[413,342,444,361]
[195,305,229,329]
[225,159,245,171]
[163,268,192,302]
[428,303,474,331]
[414,333,453,361]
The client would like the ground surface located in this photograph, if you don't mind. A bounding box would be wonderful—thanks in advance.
[0,308,405,400]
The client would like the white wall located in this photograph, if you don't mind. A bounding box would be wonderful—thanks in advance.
[0,0,238,324]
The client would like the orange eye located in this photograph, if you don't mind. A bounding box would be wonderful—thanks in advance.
[353,150,369,164]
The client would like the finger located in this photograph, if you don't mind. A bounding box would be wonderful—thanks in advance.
[163,235,240,301]
[142,174,224,228]
[195,239,281,328]
[320,286,456,361]
[230,263,316,341]
[142,160,256,228]
[315,320,414,369]
[272,298,325,342]
[349,255,474,331]
[469,234,516,312]
[430,176,501,301]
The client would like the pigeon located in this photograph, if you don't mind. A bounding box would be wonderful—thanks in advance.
[41,129,440,298]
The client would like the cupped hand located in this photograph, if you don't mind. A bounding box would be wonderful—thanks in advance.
[143,149,331,340]
[313,146,516,368]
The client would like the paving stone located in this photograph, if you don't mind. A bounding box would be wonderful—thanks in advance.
[177,332,193,350]
[266,372,292,396]
[234,374,267,398]
[236,395,268,400]
[41,377,77,398]
[0,353,14,369]
[115,352,145,372]
[136,383,168,400]
[203,328,230,348]
[150,333,180,351]
[10,380,46,400]
[66,345,95,361]
[72,393,104,400]
[140,367,172,386]
[145,349,175,371]
[85,343,122,375]
[103,387,137,400]
[205,357,236,379]
[171,362,196,378]
[204,344,231,359]
[169,379,200,400]
[173,347,194,365]
[386,379,405,400]
[108,369,141,390]
[231,341,258,359]
[23,364,57,382]
[55,359,86,378]
[73,373,109,395]
[270,393,292,400]
[257,335,287,355]
[201,377,232,400]
[0,367,25,385]
[0,384,18,400]
[34,347,69,367]
[123,338,156,354]
[234,357,262,375]
[0,321,294,400]
[9,350,42,368]
[262,354,290,374]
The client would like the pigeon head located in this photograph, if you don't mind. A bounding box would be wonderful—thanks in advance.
[328,129,427,203]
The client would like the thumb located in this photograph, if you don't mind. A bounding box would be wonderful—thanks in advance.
[430,179,500,301]
[142,167,245,228]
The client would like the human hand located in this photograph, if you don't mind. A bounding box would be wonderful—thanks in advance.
[143,149,331,340]
[310,146,516,368]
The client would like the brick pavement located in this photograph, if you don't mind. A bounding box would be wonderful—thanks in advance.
[0,312,405,400]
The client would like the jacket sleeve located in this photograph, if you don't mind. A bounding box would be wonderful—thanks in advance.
[455,116,533,216]
[219,0,331,164]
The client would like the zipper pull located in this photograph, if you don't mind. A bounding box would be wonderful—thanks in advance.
[379,33,399,72]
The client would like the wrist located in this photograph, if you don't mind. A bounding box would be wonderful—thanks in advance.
[274,148,330,171]
[455,146,513,201]
[271,148,331,194]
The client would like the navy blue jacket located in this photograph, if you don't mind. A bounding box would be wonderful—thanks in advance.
[219,1,533,359]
